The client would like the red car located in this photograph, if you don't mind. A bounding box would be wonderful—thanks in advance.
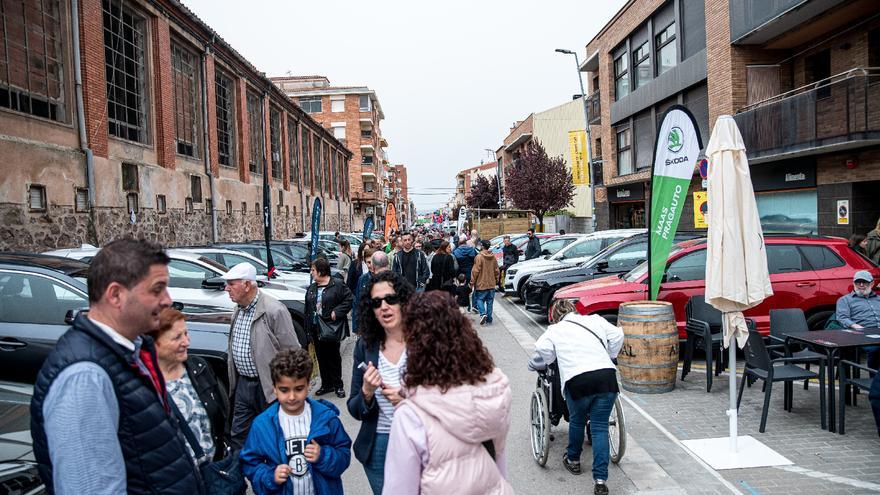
[551,236,880,338]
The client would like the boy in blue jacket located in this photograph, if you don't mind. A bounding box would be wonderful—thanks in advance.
[241,348,352,495]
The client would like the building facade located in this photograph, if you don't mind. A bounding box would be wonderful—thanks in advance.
[272,76,387,231]
[384,164,411,229]
[453,161,498,209]
[581,0,880,236]
[0,0,352,252]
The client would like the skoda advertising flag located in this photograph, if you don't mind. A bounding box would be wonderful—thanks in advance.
[310,198,322,261]
[648,105,703,300]
[363,216,375,240]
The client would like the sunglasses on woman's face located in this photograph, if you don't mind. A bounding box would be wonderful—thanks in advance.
[371,294,401,308]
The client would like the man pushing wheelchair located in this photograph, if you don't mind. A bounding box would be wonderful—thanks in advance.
[528,309,624,495]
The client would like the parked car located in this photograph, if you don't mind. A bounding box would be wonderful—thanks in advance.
[551,236,880,337]
[504,229,644,300]
[212,242,310,271]
[280,239,340,264]
[523,232,697,316]
[42,247,308,339]
[0,380,44,493]
[177,247,311,290]
[490,232,558,267]
[0,253,235,384]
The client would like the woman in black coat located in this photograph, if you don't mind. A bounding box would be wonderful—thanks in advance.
[426,240,457,294]
[305,257,353,398]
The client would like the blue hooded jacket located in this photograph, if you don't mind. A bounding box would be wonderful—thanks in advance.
[241,398,352,495]
[453,245,478,279]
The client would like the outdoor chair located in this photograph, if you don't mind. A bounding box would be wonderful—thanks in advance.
[738,329,826,433]
[837,360,877,434]
[681,295,727,392]
[769,309,828,390]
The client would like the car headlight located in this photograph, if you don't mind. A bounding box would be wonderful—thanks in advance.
[507,269,517,276]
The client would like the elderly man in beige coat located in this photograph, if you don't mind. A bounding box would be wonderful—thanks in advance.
[222,263,300,451]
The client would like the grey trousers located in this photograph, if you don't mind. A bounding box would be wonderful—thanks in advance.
[230,375,268,451]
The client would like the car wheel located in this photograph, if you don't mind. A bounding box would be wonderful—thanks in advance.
[599,313,618,326]
[517,276,530,302]
[806,309,833,331]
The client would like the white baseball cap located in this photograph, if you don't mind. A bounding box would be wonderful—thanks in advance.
[220,262,257,281]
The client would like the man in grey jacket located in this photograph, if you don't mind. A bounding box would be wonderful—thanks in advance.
[223,263,300,450]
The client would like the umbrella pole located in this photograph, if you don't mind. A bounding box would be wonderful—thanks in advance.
[725,318,738,453]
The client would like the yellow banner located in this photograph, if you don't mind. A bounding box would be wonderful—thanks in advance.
[693,191,708,229]
[568,130,589,185]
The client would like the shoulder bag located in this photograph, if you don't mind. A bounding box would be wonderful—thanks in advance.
[171,400,246,495]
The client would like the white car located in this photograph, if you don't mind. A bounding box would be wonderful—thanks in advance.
[504,229,645,300]
[44,246,307,326]
[176,247,312,290]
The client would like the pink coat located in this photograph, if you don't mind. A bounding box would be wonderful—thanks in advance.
[382,368,514,495]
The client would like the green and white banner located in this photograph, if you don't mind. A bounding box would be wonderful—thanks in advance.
[649,105,703,300]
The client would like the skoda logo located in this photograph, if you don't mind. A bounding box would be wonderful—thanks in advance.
[667,127,684,153]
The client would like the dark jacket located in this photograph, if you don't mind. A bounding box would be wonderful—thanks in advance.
[346,337,381,464]
[392,248,430,288]
[454,282,472,307]
[453,245,478,279]
[525,235,541,260]
[305,277,353,341]
[241,399,352,495]
[867,229,880,265]
[427,252,457,292]
[31,314,202,495]
[346,259,363,295]
[502,243,519,268]
[184,355,229,461]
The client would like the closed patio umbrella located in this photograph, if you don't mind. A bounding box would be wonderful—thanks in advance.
[704,115,774,452]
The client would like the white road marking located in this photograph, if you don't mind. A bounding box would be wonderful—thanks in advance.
[776,465,880,492]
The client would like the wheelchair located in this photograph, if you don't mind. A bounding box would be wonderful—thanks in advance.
[530,362,626,466]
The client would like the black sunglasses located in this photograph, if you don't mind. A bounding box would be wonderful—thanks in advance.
[371,294,401,308]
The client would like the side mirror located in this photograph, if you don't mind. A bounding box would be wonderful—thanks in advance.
[541,249,550,255]
[202,277,226,290]
[171,301,184,311]
[65,308,89,325]
[595,260,609,271]
[517,249,523,256]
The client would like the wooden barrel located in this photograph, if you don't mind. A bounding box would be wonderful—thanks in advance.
[616,301,679,394]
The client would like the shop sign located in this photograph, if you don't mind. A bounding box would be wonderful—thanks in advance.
[750,160,816,192]
[607,183,645,202]
[693,191,708,229]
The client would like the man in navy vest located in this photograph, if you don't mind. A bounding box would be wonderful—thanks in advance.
[31,238,202,494]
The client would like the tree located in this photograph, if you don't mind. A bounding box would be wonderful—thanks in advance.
[504,140,575,229]
[466,174,500,211]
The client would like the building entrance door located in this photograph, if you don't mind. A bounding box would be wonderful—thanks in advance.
[612,202,645,229]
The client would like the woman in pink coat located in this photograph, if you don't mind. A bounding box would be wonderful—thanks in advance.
[382,291,514,495]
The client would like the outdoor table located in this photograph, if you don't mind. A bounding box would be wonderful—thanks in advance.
[783,328,880,433]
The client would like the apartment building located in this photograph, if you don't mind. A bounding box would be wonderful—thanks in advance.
[496,99,593,232]
[453,161,498,208]
[272,76,387,230]
[385,164,410,228]
[0,0,352,252]
[581,0,880,236]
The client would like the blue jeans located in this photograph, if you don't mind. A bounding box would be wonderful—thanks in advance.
[362,433,389,495]
[564,389,617,481]
[473,289,495,322]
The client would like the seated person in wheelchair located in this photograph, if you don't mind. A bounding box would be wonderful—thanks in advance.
[528,309,623,495]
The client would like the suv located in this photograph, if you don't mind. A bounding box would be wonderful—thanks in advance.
[490,233,558,267]
[0,253,233,384]
[523,232,696,316]
[551,236,880,336]
[505,229,644,300]
[177,247,311,290]
[215,242,344,278]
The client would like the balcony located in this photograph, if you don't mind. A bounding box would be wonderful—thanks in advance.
[733,69,880,164]
[587,91,600,125]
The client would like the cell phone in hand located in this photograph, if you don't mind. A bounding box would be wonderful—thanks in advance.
[357,361,368,372]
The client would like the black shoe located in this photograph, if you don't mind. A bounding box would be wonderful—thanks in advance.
[563,454,582,475]
[594,481,608,495]
[335,388,346,398]
[314,387,334,396]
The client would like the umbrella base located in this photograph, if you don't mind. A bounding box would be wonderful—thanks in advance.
[682,436,791,470]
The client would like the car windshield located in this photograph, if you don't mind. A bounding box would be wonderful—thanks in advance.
[197,256,228,274]
[269,249,299,268]
[539,237,574,257]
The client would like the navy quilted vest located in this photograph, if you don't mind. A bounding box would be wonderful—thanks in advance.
[30,314,203,495]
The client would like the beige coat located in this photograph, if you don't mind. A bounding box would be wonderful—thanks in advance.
[471,250,501,291]
[226,291,300,402]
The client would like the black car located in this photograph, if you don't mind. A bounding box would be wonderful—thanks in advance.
[0,253,233,385]
[0,380,44,494]
[522,233,700,315]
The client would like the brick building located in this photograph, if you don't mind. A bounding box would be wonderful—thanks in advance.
[385,164,411,229]
[0,0,352,252]
[271,76,387,230]
[453,161,498,209]
[581,0,880,236]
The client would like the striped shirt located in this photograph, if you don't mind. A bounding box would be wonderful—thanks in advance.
[279,402,315,495]
[231,292,260,378]
[376,349,407,434]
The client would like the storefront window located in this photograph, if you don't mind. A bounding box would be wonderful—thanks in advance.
[755,190,817,235]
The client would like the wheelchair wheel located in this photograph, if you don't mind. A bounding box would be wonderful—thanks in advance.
[530,387,551,466]
[609,396,626,463]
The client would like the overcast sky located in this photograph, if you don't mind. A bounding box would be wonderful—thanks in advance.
[183,0,627,213]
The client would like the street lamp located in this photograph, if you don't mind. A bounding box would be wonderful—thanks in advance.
[555,48,596,232]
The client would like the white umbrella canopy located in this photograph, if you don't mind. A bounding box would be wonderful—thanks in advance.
[704,115,774,349]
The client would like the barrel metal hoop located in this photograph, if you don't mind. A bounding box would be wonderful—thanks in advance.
[618,362,679,369]
[621,333,679,339]
[618,316,675,323]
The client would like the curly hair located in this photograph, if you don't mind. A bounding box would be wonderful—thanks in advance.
[402,291,494,392]
[270,348,313,384]
[358,270,414,348]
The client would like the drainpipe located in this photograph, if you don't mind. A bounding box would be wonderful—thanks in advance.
[201,45,219,243]
[70,0,98,245]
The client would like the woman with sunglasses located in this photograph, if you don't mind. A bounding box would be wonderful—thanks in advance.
[347,270,414,494]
